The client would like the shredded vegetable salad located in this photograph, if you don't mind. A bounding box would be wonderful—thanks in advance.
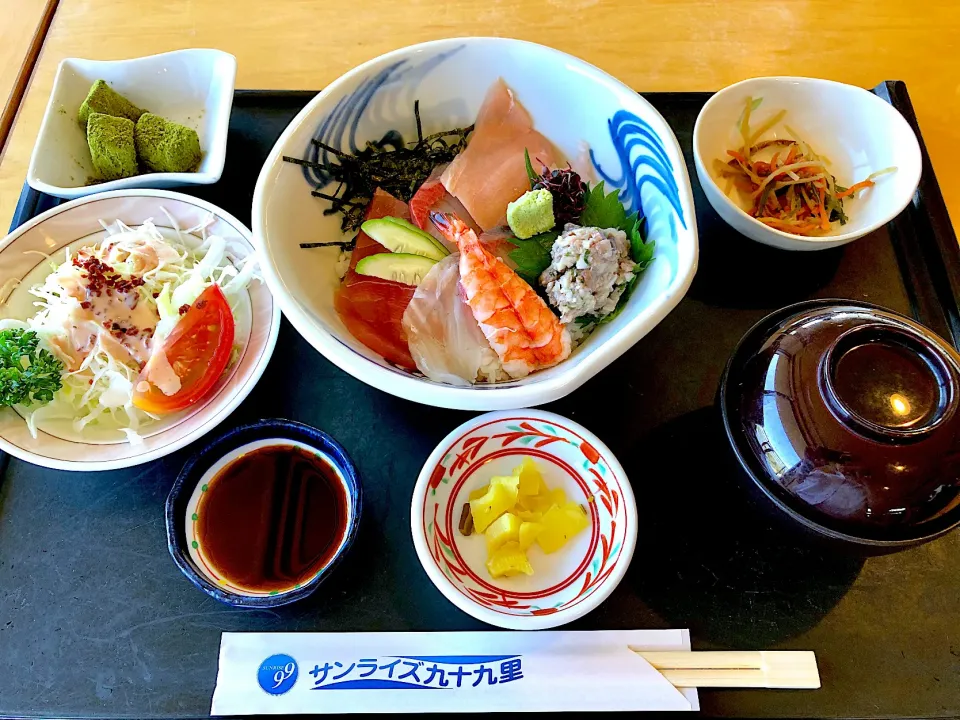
[0,213,259,443]
[714,97,896,236]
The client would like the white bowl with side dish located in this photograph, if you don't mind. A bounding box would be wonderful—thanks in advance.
[411,410,637,629]
[27,49,237,199]
[693,76,922,251]
[0,190,280,471]
[252,38,698,410]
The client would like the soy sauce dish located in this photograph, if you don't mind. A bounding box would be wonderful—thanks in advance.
[165,419,361,606]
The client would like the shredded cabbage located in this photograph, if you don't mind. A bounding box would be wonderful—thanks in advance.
[12,213,260,442]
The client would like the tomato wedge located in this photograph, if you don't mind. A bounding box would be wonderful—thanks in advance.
[133,284,235,414]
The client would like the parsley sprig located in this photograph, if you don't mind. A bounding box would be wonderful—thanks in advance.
[0,329,64,407]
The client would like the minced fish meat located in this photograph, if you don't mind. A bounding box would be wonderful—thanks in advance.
[540,223,636,324]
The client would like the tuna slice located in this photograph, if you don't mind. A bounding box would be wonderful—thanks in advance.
[441,79,561,231]
[335,188,417,369]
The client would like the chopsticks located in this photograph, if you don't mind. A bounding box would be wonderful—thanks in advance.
[632,650,821,689]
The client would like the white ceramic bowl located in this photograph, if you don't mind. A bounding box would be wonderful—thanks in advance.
[694,77,922,251]
[253,38,698,410]
[0,190,280,471]
[411,410,638,630]
[27,49,237,199]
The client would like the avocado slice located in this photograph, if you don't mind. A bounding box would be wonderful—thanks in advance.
[362,217,449,260]
[355,252,438,286]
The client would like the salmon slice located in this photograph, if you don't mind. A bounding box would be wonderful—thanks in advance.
[441,79,561,231]
[336,189,416,369]
[409,164,481,251]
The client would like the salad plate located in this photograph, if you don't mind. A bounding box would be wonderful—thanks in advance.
[0,190,280,471]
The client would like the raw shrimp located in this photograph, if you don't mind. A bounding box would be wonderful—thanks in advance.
[430,211,571,378]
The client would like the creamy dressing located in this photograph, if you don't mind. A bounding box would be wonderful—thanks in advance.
[37,247,161,370]
[142,349,181,395]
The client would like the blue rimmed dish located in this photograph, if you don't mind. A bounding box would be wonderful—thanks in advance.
[165,418,362,607]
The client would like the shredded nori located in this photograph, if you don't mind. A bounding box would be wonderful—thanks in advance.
[283,101,473,232]
[299,239,356,250]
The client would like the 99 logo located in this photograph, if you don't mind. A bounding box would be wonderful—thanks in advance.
[257,654,299,695]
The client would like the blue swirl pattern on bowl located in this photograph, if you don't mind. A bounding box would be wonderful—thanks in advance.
[297,53,687,254]
[299,45,465,187]
[590,110,687,245]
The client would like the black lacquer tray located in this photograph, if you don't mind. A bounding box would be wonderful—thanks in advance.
[1,83,959,719]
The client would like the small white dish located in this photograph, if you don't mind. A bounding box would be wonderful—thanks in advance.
[411,410,637,629]
[693,76,922,251]
[253,38,698,410]
[0,190,280,471]
[27,49,237,199]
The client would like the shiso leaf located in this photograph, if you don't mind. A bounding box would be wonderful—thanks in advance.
[579,181,627,231]
[508,230,558,283]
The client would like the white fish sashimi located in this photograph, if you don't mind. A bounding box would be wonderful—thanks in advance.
[402,254,506,386]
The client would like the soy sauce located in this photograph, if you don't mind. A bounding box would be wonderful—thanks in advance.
[196,445,348,593]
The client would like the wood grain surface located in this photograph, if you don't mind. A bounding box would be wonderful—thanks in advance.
[0,0,957,231]
[0,0,56,159]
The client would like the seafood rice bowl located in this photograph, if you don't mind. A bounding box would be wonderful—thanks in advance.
[253,38,698,409]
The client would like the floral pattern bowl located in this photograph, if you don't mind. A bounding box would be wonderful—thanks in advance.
[411,410,637,629]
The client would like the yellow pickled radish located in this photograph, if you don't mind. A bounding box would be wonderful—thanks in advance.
[470,482,518,533]
[467,456,591,577]
[469,484,490,501]
[518,521,543,551]
[490,474,520,493]
[537,502,590,554]
[514,457,543,495]
[549,487,567,506]
[486,541,534,578]
[485,512,521,552]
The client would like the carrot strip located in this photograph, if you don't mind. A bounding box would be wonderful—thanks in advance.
[757,218,822,235]
[836,179,876,199]
[727,149,749,165]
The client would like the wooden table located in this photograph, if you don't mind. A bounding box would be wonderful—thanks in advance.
[0,0,958,233]
[0,0,55,160]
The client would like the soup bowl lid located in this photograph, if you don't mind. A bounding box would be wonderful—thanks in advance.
[721,300,960,545]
